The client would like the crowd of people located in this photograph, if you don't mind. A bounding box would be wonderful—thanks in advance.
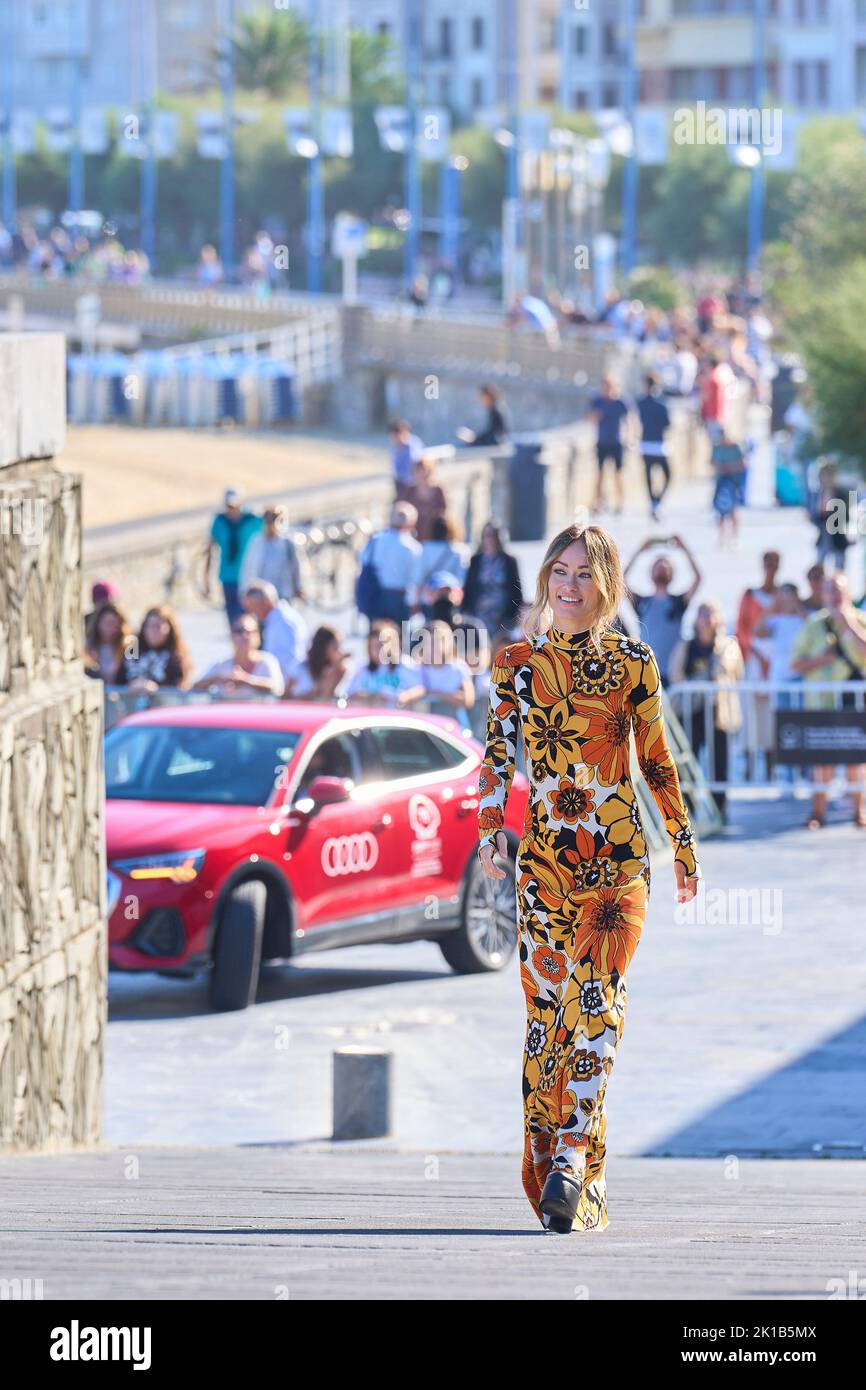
[578,281,773,539]
[0,220,282,294]
[83,471,531,739]
[0,221,151,283]
[624,540,866,828]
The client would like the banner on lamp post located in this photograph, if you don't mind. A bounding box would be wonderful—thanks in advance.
[44,107,73,153]
[519,110,551,154]
[321,106,353,158]
[416,106,450,162]
[11,110,36,154]
[374,105,409,153]
[283,107,315,156]
[80,106,109,155]
[634,107,668,165]
[196,110,228,159]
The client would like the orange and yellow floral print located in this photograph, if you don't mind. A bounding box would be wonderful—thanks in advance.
[571,687,632,786]
[547,776,596,824]
[477,625,700,1232]
[571,879,647,976]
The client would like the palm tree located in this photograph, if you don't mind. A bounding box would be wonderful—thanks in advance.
[222,12,310,97]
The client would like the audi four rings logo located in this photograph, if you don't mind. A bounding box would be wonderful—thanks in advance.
[321,833,379,877]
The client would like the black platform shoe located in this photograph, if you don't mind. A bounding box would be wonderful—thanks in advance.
[539,1168,582,1234]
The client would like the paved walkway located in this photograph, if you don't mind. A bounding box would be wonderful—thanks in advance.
[1,1148,862,1300]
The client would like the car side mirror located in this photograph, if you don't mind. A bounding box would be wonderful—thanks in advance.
[304,775,353,807]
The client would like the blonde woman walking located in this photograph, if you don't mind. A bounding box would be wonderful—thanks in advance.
[477,524,701,1233]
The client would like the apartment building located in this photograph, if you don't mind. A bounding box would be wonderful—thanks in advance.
[4,0,865,123]
[637,0,866,113]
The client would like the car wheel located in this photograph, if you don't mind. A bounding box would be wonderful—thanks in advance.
[439,849,518,975]
[209,880,267,1012]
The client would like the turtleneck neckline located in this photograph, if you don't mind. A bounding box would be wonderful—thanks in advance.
[545,625,592,648]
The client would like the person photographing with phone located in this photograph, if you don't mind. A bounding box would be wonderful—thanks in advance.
[623,535,702,686]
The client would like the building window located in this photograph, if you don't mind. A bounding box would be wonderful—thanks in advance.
[794,60,808,102]
[670,67,696,100]
[602,22,618,59]
[602,83,619,108]
[573,89,589,109]
[440,18,453,58]
[815,59,828,105]
[439,73,451,101]
[376,21,390,37]
[471,16,485,49]
[471,76,485,107]
[573,24,588,56]
[728,65,753,100]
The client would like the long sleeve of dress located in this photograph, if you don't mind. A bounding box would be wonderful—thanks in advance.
[477,653,520,850]
[629,646,700,878]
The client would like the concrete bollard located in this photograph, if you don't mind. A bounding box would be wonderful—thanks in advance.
[332,1047,392,1140]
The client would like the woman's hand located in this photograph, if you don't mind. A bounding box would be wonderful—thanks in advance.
[478,831,508,881]
[675,861,700,904]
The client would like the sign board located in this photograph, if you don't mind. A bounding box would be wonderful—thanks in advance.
[375,105,409,153]
[196,111,227,159]
[762,111,800,171]
[775,709,866,765]
[283,107,316,156]
[635,107,667,166]
[321,107,353,158]
[519,110,551,154]
[80,106,109,155]
[331,212,368,260]
[416,106,450,162]
[45,107,72,153]
[12,110,36,154]
[153,110,179,159]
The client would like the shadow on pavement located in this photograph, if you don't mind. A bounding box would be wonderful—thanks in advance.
[108,960,452,1021]
[646,1013,866,1157]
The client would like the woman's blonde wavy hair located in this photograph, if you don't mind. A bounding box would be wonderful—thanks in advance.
[519,523,626,652]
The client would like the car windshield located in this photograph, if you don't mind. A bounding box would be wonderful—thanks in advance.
[105,724,303,806]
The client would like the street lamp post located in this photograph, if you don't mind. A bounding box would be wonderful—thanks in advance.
[403,0,422,286]
[1,3,15,231]
[218,0,236,277]
[620,0,638,277]
[139,0,158,268]
[501,0,521,308]
[439,155,467,278]
[748,0,767,273]
[307,0,324,293]
[68,3,85,215]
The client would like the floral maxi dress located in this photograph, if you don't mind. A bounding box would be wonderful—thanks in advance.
[477,626,701,1232]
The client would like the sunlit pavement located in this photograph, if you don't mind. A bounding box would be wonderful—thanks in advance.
[105,796,866,1156]
[1,1147,863,1300]
[103,464,866,1157]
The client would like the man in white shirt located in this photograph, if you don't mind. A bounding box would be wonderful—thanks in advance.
[359,502,422,627]
[242,581,309,692]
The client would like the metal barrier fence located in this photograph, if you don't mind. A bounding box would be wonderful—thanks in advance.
[667,679,866,796]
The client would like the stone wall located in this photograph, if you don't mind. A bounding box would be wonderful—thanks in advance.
[0,333,105,1153]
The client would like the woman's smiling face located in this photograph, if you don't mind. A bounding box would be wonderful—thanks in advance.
[547,540,601,630]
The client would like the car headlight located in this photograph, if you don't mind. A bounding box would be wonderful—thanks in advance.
[106,869,122,916]
[111,850,206,884]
